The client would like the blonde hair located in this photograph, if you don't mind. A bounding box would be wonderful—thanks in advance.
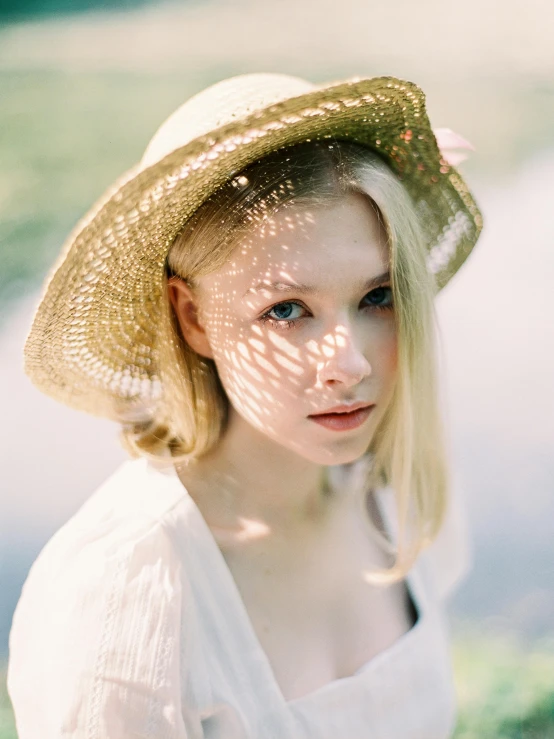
[120,140,449,581]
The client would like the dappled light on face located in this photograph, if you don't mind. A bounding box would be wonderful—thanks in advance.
[191,193,396,465]
[334,326,349,346]
[266,332,303,364]
[322,338,337,358]
[321,327,351,357]
[272,352,304,378]
[248,337,266,353]
[252,351,281,378]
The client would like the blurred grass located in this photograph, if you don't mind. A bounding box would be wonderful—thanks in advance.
[0,68,215,309]
[0,666,16,739]
[1,633,553,738]
[452,632,554,738]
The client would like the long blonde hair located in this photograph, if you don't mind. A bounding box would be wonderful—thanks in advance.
[120,140,449,581]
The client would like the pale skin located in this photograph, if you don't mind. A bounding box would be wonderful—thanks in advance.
[168,192,417,702]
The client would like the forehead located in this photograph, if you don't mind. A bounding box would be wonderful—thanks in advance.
[203,192,389,294]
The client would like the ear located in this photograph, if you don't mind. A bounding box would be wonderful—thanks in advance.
[167,276,214,360]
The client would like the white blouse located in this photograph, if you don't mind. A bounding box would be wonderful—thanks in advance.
[7,457,471,739]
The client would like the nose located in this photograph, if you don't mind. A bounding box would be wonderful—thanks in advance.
[315,327,372,388]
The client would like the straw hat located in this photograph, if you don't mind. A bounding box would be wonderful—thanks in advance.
[24,73,483,419]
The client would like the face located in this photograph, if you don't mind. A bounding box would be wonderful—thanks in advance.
[178,192,398,466]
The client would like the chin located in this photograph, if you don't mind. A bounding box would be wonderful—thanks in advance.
[288,438,372,467]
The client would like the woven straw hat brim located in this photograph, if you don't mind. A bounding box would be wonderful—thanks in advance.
[24,76,483,419]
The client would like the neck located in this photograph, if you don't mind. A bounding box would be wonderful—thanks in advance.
[175,408,335,535]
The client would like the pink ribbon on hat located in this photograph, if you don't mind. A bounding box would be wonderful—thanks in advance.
[433,128,475,166]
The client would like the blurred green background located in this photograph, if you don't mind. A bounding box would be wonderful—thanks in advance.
[1,0,553,736]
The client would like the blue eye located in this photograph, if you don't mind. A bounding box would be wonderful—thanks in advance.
[362,286,393,309]
[270,303,296,320]
[261,301,306,329]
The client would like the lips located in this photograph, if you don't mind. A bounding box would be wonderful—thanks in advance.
[308,401,373,417]
[307,403,375,432]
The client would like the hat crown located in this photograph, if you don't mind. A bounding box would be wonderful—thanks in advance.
[140,73,314,169]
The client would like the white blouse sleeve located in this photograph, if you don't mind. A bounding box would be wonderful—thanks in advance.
[7,515,188,739]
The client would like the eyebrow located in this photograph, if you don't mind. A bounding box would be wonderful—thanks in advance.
[243,271,391,298]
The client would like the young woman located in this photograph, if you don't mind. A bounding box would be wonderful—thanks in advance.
[7,73,482,738]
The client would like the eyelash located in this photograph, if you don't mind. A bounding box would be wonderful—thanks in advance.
[259,286,394,331]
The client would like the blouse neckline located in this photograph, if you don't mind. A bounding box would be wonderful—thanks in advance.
[154,460,427,708]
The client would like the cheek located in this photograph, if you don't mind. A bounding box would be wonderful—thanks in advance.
[206,323,254,391]
[205,320,297,423]
[385,333,398,374]
[196,295,299,431]
[208,316,299,387]
[371,321,398,385]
